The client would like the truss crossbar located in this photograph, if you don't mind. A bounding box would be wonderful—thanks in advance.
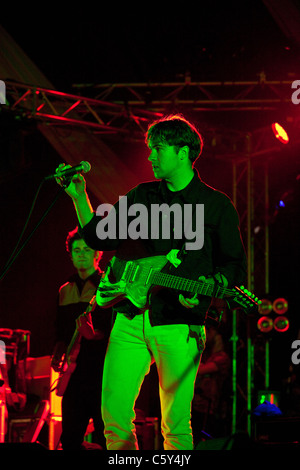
[3,79,296,139]
[73,78,295,110]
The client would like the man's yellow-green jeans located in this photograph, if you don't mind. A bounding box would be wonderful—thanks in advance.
[101,310,206,450]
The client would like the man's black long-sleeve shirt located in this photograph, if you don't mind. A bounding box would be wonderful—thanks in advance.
[81,170,247,326]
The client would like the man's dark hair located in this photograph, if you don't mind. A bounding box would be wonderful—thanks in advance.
[65,227,102,266]
[65,227,83,255]
[145,114,203,163]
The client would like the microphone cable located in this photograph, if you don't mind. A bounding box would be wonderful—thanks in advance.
[0,180,65,281]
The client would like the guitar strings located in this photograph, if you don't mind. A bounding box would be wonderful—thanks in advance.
[121,260,256,306]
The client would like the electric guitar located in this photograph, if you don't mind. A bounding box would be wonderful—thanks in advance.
[96,255,260,316]
[55,295,96,397]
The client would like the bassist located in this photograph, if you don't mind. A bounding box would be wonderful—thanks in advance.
[51,228,112,450]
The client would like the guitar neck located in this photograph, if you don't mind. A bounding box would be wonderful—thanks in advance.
[66,328,81,356]
[152,272,230,299]
[66,295,96,356]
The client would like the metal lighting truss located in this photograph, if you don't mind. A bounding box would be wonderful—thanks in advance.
[72,75,294,112]
[231,147,271,436]
[3,77,296,139]
[230,118,297,435]
[3,80,162,138]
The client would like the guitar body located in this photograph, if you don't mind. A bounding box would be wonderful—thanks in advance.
[97,255,168,308]
[56,361,77,397]
[55,338,81,397]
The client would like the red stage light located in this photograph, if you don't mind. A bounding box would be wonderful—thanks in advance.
[273,316,289,333]
[273,298,288,314]
[271,122,289,144]
[258,299,273,315]
[257,316,273,333]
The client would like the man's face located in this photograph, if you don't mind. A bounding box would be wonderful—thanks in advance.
[71,239,98,272]
[148,139,181,180]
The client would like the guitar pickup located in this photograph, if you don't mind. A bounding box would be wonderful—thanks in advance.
[122,261,140,284]
[145,268,153,286]
[130,265,139,283]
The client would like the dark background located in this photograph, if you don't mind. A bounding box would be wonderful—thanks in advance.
[0,2,299,418]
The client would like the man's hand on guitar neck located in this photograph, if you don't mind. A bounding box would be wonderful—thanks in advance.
[51,341,67,372]
[179,273,228,309]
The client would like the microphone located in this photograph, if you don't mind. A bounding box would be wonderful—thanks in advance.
[45,161,91,181]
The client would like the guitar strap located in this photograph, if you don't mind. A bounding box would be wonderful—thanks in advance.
[165,242,187,272]
[176,241,187,261]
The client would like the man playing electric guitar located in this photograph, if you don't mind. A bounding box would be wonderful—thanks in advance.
[55,114,248,451]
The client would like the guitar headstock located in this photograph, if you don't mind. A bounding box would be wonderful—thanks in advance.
[228,286,262,314]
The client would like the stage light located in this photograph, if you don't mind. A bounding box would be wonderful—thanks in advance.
[258,299,273,315]
[271,122,289,144]
[274,316,289,333]
[257,316,273,333]
[258,390,280,407]
[257,296,289,333]
[273,298,288,314]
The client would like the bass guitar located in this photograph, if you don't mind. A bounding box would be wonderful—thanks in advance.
[55,295,96,397]
[96,255,260,315]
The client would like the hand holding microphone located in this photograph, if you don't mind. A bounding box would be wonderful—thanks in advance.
[48,161,91,201]
[45,161,91,180]
[47,160,94,227]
